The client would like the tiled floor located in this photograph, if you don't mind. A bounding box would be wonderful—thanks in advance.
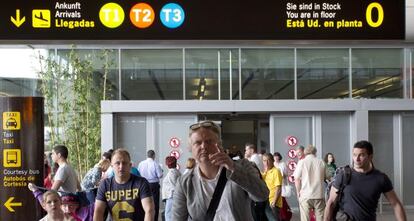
[289,208,414,221]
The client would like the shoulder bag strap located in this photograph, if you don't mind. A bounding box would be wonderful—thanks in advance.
[205,167,228,221]
[337,165,352,203]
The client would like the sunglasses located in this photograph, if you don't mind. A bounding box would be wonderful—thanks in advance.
[189,121,219,130]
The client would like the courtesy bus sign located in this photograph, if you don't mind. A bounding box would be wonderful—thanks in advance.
[0,0,404,40]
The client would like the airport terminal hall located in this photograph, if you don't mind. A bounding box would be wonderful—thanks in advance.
[0,0,413,220]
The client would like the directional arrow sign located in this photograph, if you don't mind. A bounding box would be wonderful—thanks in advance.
[4,197,22,212]
[11,9,26,27]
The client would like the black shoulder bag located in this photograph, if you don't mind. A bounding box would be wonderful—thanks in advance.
[333,165,352,221]
[205,167,228,221]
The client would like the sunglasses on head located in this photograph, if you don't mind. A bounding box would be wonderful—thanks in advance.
[189,121,219,130]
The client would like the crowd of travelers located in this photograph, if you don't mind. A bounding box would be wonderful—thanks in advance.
[29,120,407,221]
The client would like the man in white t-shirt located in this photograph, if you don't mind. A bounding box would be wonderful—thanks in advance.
[245,143,264,172]
[293,145,326,221]
[51,145,80,193]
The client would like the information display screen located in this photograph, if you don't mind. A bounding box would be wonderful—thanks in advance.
[0,0,405,40]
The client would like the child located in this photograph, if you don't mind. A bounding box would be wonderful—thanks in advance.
[40,190,75,221]
[29,183,94,221]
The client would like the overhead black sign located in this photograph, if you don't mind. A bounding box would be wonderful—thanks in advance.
[0,0,405,40]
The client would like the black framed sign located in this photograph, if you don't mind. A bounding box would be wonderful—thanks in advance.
[0,0,405,40]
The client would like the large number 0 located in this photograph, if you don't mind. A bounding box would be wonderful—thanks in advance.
[111,201,135,221]
[366,2,384,28]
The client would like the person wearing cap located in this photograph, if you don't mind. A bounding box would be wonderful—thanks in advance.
[60,193,82,221]
[172,120,269,220]
[28,183,95,221]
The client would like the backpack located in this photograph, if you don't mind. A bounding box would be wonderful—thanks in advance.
[327,165,351,199]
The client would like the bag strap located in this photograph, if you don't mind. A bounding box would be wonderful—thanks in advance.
[337,165,351,203]
[205,167,228,221]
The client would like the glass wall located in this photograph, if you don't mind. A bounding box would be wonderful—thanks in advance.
[185,49,219,100]
[0,47,411,100]
[219,49,239,100]
[57,49,119,100]
[297,49,349,99]
[121,49,182,100]
[0,49,43,96]
[351,49,403,98]
[241,49,294,99]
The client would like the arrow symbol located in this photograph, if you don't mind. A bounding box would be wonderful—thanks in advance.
[11,9,26,27]
[4,197,22,212]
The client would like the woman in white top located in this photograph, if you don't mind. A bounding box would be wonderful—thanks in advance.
[273,152,292,198]
[162,156,182,221]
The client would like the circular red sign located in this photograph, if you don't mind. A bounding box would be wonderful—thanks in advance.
[288,160,297,171]
[170,150,180,159]
[288,175,295,183]
[288,149,297,159]
[169,137,180,148]
[285,136,298,147]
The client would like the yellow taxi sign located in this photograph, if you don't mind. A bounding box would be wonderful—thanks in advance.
[3,112,20,130]
[3,149,21,168]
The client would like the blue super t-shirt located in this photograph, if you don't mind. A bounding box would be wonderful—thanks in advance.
[96,175,152,221]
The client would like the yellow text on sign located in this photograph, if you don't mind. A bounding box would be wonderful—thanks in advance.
[3,149,21,168]
[3,112,20,130]
[32,9,51,28]
[99,3,125,28]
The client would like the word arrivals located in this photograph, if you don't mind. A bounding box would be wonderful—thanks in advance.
[55,10,81,18]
